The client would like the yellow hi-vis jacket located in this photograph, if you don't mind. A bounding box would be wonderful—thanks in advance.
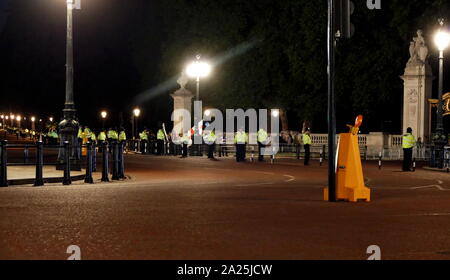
[402,133,416,149]
[257,129,268,143]
[303,134,312,145]
[157,129,165,140]
[108,130,118,140]
[139,131,148,140]
[234,131,248,144]
[98,132,107,141]
[119,131,127,141]
[77,128,83,139]
[203,131,217,144]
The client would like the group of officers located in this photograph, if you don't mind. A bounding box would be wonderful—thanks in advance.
[48,123,437,171]
[148,125,313,165]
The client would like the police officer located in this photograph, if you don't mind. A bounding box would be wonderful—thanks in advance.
[257,128,268,162]
[157,128,165,155]
[203,129,217,159]
[235,128,248,162]
[139,128,149,154]
[402,127,416,171]
[303,128,312,166]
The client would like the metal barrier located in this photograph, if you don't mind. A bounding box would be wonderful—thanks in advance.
[0,140,127,187]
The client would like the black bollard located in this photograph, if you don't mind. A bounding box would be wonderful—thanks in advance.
[319,148,323,166]
[63,141,71,185]
[296,144,300,160]
[364,146,368,161]
[92,142,97,172]
[0,140,8,187]
[84,142,94,184]
[34,141,44,187]
[101,141,109,182]
[24,145,29,164]
[119,142,125,179]
[112,142,119,180]
[378,152,382,170]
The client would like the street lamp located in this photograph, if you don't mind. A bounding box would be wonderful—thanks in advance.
[132,108,141,139]
[272,109,280,118]
[186,55,211,101]
[58,0,81,170]
[16,115,21,128]
[100,111,107,129]
[31,116,36,131]
[49,117,54,123]
[432,19,450,168]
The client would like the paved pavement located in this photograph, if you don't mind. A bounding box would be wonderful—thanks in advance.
[7,166,84,180]
[0,155,449,260]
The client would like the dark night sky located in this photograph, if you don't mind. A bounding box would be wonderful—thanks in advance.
[0,0,162,130]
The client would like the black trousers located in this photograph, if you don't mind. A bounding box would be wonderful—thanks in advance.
[403,148,413,171]
[258,142,265,161]
[157,140,164,155]
[304,144,310,165]
[236,144,246,162]
[208,143,215,158]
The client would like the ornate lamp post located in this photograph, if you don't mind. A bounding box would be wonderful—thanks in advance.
[186,55,211,153]
[186,55,211,101]
[432,19,450,168]
[132,108,141,139]
[57,0,81,170]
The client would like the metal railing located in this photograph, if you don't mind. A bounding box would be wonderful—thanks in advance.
[0,140,127,187]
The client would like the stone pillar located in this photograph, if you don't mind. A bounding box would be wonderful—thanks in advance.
[171,73,194,136]
[400,30,434,143]
[401,63,433,143]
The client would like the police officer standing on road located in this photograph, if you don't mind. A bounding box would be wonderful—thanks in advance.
[139,127,149,154]
[303,128,312,166]
[402,127,416,171]
[235,127,248,162]
[157,127,165,155]
[203,127,217,159]
[257,128,268,162]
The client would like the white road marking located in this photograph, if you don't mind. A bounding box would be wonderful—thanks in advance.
[234,182,275,187]
[410,180,448,191]
[283,175,295,182]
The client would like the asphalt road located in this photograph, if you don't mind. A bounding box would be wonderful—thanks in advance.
[0,154,449,260]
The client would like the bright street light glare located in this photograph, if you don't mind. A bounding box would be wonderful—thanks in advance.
[133,108,141,117]
[204,109,211,117]
[272,110,280,118]
[435,29,450,51]
[31,117,36,122]
[49,117,53,122]
[101,111,108,119]
[16,116,21,121]
[186,61,211,78]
